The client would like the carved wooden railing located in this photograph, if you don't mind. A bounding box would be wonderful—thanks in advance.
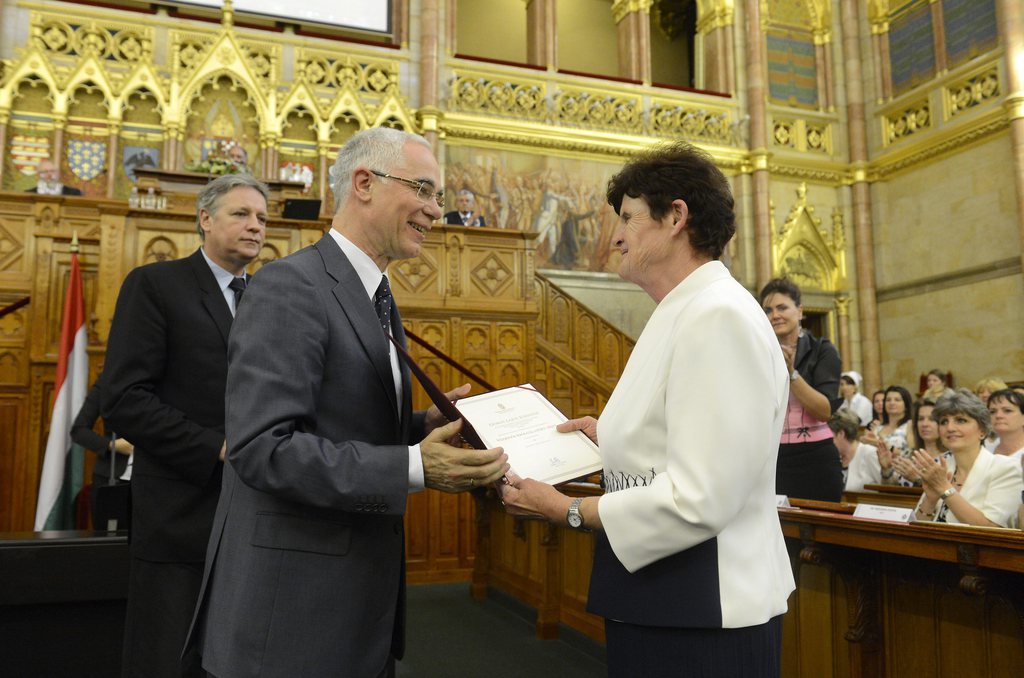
[532,272,635,419]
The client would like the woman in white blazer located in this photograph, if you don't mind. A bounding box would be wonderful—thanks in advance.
[500,143,794,677]
[911,390,1023,527]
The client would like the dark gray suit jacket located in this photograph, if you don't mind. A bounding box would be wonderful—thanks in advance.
[189,235,425,678]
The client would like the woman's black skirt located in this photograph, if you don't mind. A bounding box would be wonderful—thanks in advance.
[776,438,844,502]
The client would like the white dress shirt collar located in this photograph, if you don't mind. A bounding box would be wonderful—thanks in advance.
[200,246,244,315]
[327,228,389,300]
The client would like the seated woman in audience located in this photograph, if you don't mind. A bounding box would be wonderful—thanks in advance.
[875,385,912,483]
[923,369,954,400]
[828,410,880,493]
[887,398,943,485]
[838,371,873,427]
[862,390,886,445]
[911,390,1023,527]
[973,377,1008,406]
[988,389,1024,463]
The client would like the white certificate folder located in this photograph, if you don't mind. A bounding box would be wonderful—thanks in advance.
[454,384,603,485]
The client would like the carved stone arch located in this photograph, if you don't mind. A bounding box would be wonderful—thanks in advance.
[63,55,117,115]
[277,83,327,140]
[281,106,318,143]
[120,86,164,126]
[328,112,363,146]
[115,63,170,115]
[325,89,370,130]
[8,74,56,114]
[181,70,262,122]
[370,93,417,132]
[772,183,844,291]
[778,242,830,292]
[181,73,262,168]
[67,80,111,122]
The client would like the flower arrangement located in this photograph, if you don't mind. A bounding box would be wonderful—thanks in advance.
[188,139,246,175]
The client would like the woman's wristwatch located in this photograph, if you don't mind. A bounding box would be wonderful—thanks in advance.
[566,497,585,530]
[939,487,958,500]
[790,369,800,382]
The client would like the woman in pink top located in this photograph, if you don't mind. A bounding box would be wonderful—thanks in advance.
[760,278,844,501]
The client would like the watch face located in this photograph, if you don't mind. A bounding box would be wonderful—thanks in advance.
[567,513,583,528]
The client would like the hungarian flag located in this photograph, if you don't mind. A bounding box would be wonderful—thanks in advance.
[34,250,88,530]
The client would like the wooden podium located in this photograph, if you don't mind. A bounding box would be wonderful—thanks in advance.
[133,168,311,217]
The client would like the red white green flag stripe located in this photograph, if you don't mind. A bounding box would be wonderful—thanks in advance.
[34,250,88,530]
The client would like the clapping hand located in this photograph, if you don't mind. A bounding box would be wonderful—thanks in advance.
[910,449,953,500]
[875,438,894,474]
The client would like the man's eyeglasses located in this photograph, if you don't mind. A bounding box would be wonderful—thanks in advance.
[371,170,445,209]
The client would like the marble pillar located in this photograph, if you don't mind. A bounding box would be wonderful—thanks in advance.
[840,0,882,392]
[745,0,772,287]
[526,0,556,69]
[996,0,1024,283]
[614,4,651,83]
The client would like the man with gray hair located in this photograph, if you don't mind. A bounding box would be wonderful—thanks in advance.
[102,172,268,677]
[188,127,509,677]
[443,188,486,226]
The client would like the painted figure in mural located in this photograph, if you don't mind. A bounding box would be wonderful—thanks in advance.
[26,158,82,196]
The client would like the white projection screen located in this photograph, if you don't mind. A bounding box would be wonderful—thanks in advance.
[179,0,390,33]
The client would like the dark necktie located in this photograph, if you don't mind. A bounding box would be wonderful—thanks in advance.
[374,275,393,336]
[461,212,471,225]
[228,276,246,314]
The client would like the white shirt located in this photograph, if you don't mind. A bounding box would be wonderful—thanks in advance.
[200,247,245,316]
[327,228,424,493]
[844,442,881,492]
[839,392,874,427]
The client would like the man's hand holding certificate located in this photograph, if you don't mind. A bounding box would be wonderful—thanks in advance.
[454,384,602,485]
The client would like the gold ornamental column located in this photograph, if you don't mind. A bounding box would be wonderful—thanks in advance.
[835,294,851,371]
[997,0,1024,279]
[106,122,120,197]
[420,0,441,146]
[318,142,330,209]
[0,114,7,185]
[745,0,772,287]
[612,0,652,83]
[52,115,66,171]
[526,0,557,69]
[840,0,881,391]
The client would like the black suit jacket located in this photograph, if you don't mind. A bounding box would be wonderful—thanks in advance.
[191,235,424,677]
[443,210,485,227]
[25,185,82,195]
[101,248,228,562]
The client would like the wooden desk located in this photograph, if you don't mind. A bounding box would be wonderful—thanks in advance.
[473,493,1024,677]
[0,531,130,675]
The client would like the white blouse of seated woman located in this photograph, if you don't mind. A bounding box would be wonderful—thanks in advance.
[911,390,1024,528]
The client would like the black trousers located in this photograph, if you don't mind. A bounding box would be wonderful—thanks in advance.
[121,558,204,678]
[605,615,783,678]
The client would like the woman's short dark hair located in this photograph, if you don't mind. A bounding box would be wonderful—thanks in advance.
[881,385,913,427]
[606,142,735,259]
[933,389,992,437]
[988,388,1024,414]
[840,375,856,387]
[758,278,802,307]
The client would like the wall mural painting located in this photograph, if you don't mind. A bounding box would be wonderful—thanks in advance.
[445,146,623,273]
